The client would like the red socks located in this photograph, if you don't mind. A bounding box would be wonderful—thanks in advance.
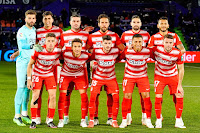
[48,108,55,119]
[140,93,146,113]
[112,94,119,121]
[107,94,113,118]
[81,93,88,119]
[143,97,152,119]
[64,94,71,116]
[127,97,132,113]
[176,98,183,118]
[94,94,99,118]
[155,97,162,119]
[31,108,37,120]
[122,98,131,119]
[89,93,98,120]
[58,92,66,119]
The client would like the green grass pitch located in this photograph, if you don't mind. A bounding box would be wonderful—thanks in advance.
[0,61,200,133]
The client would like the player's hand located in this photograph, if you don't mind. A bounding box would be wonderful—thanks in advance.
[177,85,184,96]
[27,80,33,90]
[83,26,94,32]
[10,53,17,60]
[128,45,133,50]
[33,44,44,52]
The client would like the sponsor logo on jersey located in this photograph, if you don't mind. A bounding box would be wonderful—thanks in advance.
[99,60,115,66]
[39,60,54,65]
[128,60,146,65]
[66,63,83,69]
[156,56,172,65]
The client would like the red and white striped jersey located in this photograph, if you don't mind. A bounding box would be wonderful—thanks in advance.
[153,46,183,77]
[61,50,90,76]
[119,47,151,79]
[121,30,150,47]
[148,32,182,47]
[31,46,61,77]
[91,48,120,80]
[87,30,121,49]
[36,25,63,46]
[60,29,89,51]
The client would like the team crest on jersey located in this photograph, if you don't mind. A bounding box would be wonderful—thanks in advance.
[19,33,23,37]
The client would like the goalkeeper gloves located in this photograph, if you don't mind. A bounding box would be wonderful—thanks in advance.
[33,44,44,52]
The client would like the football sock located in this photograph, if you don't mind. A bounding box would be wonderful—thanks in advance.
[143,97,152,119]
[122,98,130,119]
[112,94,119,121]
[107,94,113,118]
[155,97,162,119]
[89,93,98,120]
[58,92,66,119]
[127,97,132,113]
[94,94,99,118]
[31,108,37,120]
[81,93,88,119]
[48,108,55,119]
[64,94,71,116]
[176,98,183,118]
[140,93,146,113]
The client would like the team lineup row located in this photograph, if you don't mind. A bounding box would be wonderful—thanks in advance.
[10,10,186,129]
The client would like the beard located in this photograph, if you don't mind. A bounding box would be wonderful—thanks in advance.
[133,26,140,31]
[27,22,34,27]
[159,27,168,32]
[100,27,108,32]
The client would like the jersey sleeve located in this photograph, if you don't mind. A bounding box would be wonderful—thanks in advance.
[174,33,182,46]
[147,35,154,48]
[177,52,184,64]
[87,34,93,47]
[120,32,126,44]
[59,33,64,48]
[17,29,31,49]
[31,50,38,60]
[117,48,126,61]
[148,47,155,60]
[115,33,122,46]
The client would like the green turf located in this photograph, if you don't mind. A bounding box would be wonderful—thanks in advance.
[0,61,200,132]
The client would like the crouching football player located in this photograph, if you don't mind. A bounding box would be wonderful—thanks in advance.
[27,33,61,129]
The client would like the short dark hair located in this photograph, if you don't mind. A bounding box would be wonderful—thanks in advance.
[98,14,110,23]
[45,33,56,38]
[71,38,82,47]
[164,34,174,40]
[102,35,112,41]
[158,16,168,22]
[131,15,140,20]
[42,11,53,17]
[70,14,81,21]
[25,10,37,17]
[132,34,143,40]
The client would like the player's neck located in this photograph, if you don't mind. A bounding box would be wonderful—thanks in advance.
[159,30,168,36]
[73,52,81,58]
[132,29,140,33]
[25,24,32,29]
[164,47,172,53]
[46,48,54,52]
[71,28,80,32]
[44,25,53,30]
[100,29,108,34]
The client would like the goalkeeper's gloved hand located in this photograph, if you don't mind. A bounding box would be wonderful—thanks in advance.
[33,44,44,52]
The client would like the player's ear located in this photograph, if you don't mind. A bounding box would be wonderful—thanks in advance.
[157,24,159,29]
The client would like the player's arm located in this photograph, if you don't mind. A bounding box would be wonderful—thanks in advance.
[177,44,186,54]
[27,54,36,90]
[10,51,19,60]
[117,43,125,51]
[147,36,154,48]
[83,26,94,32]
[177,63,184,96]
[115,33,125,51]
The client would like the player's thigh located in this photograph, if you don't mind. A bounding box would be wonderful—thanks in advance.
[74,76,88,91]
[59,76,71,91]
[154,76,166,94]
[137,77,150,94]
[16,65,27,88]
[32,89,41,100]
[44,76,57,90]
[168,76,179,95]
[105,79,119,94]
[122,78,135,94]
[32,76,43,90]
[90,79,102,94]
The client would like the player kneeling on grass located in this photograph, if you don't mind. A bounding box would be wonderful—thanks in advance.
[57,38,90,128]
[118,34,154,128]
[88,35,120,128]
[153,34,186,128]
[27,33,61,129]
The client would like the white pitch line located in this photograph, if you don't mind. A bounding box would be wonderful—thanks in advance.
[118,83,200,87]
[185,65,200,69]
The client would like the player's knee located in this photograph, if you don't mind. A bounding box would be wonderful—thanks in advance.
[141,92,149,98]
[124,93,132,99]
[49,93,56,101]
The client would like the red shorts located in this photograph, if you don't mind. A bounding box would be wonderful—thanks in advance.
[154,75,178,95]
[123,77,150,93]
[32,76,57,90]
[59,75,88,91]
[90,78,119,94]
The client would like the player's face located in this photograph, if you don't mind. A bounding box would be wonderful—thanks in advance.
[43,15,54,27]
[131,18,141,31]
[132,37,143,49]
[45,37,56,49]
[98,18,109,32]
[102,40,112,51]
[157,20,169,32]
[25,14,36,27]
[72,42,82,55]
[163,38,174,52]
[70,17,81,30]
